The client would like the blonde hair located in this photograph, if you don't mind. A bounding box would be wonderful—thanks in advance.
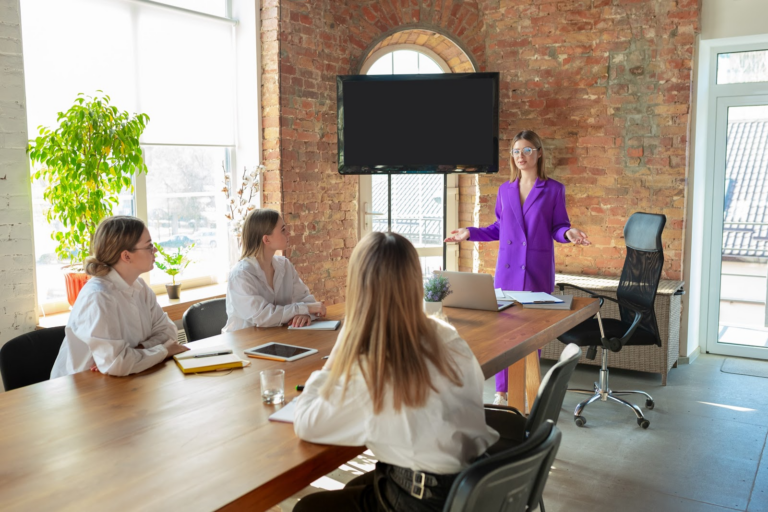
[509,130,547,182]
[240,208,281,260]
[85,216,145,277]
[322,232,462,414]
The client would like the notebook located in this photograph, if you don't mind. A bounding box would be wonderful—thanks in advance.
[288,320,341,331]
[173,345,250,374]
[522,295,574,310]
[495,291,564,304]
[268,397,299,423]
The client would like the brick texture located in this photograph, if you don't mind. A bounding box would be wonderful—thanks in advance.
[270,0,697,303]
[0,0,38,366]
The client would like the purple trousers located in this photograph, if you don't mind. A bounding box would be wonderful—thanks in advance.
[496,349,541,393]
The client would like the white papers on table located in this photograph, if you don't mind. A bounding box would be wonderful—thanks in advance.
[494,290,563,304]
[287,320,341,330]
[268,397,298,423]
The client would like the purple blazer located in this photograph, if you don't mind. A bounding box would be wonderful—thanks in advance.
[467,178,571,293]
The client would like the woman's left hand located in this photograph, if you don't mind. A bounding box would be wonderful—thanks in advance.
[291,314,312,328]
[566,228,591,246]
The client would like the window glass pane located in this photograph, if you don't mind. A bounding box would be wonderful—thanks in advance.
[367,53,392,75]
[391,175,444,248]
[144,146,229,284]
[393,50,419,74]
[418,54,443,74]
[717,50,768,85]
[151,0,226,17]
[371,175,389,233]
[420,255,444,278]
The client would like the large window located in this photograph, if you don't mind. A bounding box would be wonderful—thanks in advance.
[22,0,258,314]
[359,47,460,275]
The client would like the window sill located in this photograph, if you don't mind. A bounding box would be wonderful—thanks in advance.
[37,282,228,329]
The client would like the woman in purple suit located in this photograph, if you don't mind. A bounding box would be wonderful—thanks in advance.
[445,130,590,405]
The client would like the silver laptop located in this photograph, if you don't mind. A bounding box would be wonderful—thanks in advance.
[436,271,514,312]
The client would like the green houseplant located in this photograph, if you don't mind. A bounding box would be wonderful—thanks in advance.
[154,242,195,299]
[424,273,452,315]
[28,93,149,306]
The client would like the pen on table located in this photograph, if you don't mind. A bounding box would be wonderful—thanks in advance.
[296,385,305,392]
[532,301,557,304]
[193,350,233,358]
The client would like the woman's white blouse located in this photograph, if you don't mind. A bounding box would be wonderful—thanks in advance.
[223,256,316,331]
[294,318,499,475]
[50,270,178,379]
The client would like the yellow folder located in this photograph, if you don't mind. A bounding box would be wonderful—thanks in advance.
[173,347,250,374]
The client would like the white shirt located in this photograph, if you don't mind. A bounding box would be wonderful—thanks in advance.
[223,255,316,331]
[50,269,178,379]
[294,318,499,475]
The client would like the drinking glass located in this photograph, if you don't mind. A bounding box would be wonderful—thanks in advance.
[260,369,285,404]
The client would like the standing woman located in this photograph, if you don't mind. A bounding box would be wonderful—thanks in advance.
[444,130,590,405]
[223,208,326,331]
[51,216,188,379]
[293,232,498,511]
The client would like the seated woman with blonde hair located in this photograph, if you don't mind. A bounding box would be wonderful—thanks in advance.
[223,208,325,331]
[293,232,498,511]
[50,216,188,379]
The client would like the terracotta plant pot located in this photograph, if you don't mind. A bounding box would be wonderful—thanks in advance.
[63,268,90,307]
[166,283,182,300]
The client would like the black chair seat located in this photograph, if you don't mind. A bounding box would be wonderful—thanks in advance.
[182,298,227,342]
[558,318,659,347]
[485,409,526,453]
[0,326,66,391]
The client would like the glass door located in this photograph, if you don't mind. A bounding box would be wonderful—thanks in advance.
[705,96,768,358]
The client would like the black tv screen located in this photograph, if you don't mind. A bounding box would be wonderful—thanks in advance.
[337,72,499,174]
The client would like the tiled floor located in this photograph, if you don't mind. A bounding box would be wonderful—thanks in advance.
[276,353,768,511]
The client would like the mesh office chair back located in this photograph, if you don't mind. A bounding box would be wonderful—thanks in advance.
[0,326,66,391]
[182,298,227,342]
[443,421,562,512]
[616,212,666,346]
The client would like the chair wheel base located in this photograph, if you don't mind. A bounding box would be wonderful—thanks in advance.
[637,418,650,429]
[645,399,655,410]
[574,416,586,427]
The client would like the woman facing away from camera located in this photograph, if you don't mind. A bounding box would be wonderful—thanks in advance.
[50,216,188,379]
[223,208,326,331]
[444,130,591,405]
[293,232,499,512]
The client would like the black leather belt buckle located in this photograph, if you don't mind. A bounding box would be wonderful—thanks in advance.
[411,470,425,499]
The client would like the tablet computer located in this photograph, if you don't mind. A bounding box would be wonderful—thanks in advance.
[244,342,318,362]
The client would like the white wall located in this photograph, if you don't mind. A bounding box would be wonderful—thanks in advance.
[702,0,768,40]
[0,0,38,380]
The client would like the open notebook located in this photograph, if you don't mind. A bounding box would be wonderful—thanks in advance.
[173,345,250,374]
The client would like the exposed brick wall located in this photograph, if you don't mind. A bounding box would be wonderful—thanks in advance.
[271,0,696,300]
[0,0,38,371]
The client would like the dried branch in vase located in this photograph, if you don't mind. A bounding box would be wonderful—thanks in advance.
[222,163,263,248]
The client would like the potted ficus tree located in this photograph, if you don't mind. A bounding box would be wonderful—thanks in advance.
[154,243,195,299]
[28,93,149,306]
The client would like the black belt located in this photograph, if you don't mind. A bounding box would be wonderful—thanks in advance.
[387,465,456,500]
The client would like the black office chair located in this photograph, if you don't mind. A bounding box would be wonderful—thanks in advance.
[443,420,562,512]
[485,343,581,454]
[557,212,666,429]
[0,326,66,391]
[182,298,227,342]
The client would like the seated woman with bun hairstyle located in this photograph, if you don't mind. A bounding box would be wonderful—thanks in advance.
[50,216,188,379]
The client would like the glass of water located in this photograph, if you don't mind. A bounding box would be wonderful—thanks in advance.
[260,369,285,404]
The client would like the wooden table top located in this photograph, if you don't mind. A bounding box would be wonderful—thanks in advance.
[0,298,597,512]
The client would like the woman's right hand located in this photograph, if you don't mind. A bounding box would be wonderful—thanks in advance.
[308,301,327,317]
[165,343,190,358]
[444,228,470,243]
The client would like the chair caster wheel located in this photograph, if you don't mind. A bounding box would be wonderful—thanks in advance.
[574,416,586,427]
[637,418,650,429]
[645,399,655,410]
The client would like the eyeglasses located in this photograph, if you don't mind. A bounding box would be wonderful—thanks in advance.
[511,147,540,157]
[131,245,157,253]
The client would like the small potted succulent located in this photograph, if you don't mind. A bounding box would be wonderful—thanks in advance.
[424,273,452,315]
[154,242,195,299]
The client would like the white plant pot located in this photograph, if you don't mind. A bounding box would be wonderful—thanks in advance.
[423,300,443,315]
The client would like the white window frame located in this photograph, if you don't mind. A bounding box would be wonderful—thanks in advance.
[691,34,768,358]
[358,45,461,271]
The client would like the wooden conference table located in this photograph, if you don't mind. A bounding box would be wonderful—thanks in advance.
[0,298,598,512]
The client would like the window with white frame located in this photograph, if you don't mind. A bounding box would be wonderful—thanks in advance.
[21,0,258,315]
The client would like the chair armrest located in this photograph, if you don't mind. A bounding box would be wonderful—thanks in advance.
[484,404,525,417]
[557,282,605,308]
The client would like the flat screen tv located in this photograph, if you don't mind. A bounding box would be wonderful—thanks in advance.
[337,72,499,174]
